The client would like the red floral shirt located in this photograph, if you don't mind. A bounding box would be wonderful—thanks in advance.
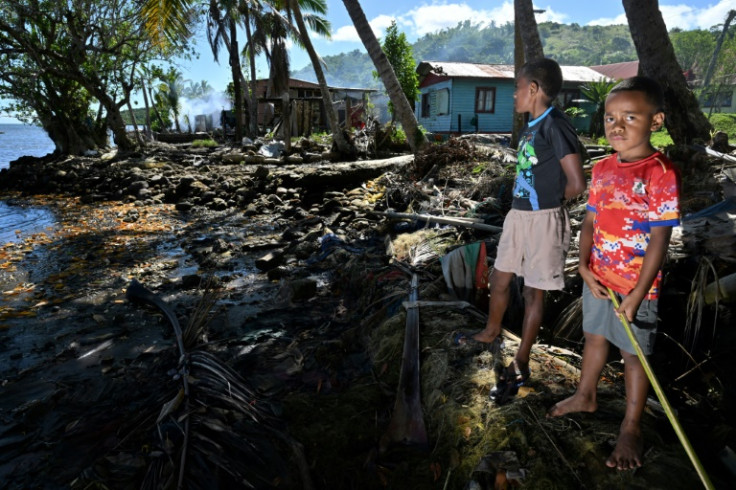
[587,151,681,299]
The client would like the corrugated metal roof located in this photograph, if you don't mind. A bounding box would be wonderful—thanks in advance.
[417,61,611,83]
[590,61,639,80]
[417,61,515,78]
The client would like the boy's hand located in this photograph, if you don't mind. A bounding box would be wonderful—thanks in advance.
[614,294,643,323]
[579,265,609,299]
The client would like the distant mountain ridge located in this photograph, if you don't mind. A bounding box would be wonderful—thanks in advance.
[291,21,642,89]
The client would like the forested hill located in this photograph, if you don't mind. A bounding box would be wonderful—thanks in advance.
[292,20,661,89]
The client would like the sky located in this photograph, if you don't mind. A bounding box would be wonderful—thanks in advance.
[1,0,734,124]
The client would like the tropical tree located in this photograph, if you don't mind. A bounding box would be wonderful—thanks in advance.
[286,0,355,155]
[341,0,428,153]
[580,79,616,139]
[622,0,711,145]
[514,0,544,62]
[182,80,215,99]
[702,10,736,91]
[157,67,186,132]
[512,0,545,146]
[0,0,162,153]
[378,21,420,124]
[207,0,247,141]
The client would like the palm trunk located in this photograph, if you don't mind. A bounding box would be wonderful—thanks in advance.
[126,100,145,146]
[342,0,427,153]
[514,0,544,62]
[622,0,711,145]
[702,10,736,90]
[141,78,153,139]
[291,0,354,156]
[244,10,260,137]
[228,19,244,143]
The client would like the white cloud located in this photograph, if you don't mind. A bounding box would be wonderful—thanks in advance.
[329,2,516,43]
[588,0,735,30]
[534,6,570,25]
[587,13,628,27]
[331,14,396,42]
[663,0,735,30]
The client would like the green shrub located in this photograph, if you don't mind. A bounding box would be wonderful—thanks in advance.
[191,139,218,148]
[708,113,736,139]
[309,131,332,146]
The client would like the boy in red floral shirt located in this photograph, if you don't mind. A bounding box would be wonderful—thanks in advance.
[548,77,681,470]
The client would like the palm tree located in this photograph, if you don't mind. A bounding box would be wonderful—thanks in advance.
[580,79,616,139]
[512,0,545,147]
[622,0,711,145]
[514,0,544,62]
[341,0,427,153]
[159,67,185,132]
[207,0,247,141]
[285,0,354,155]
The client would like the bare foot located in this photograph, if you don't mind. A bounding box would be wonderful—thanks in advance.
[606,421,643,470]
[546,392,597,418]
[471,327,500,344]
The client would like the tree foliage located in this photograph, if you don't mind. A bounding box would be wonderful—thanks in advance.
[377,21,419,119]
[0,0,184,154]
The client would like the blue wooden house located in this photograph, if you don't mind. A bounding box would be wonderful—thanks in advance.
[415,61,609,135]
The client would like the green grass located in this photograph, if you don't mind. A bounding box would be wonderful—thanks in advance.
[191,139,218,148]
[650,129,673,148]
[595,113,735,150]
[708,113,736,139]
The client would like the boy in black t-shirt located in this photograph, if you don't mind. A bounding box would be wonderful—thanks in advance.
[461,58,586,403]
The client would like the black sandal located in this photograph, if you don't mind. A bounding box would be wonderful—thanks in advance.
[489,360,530,404]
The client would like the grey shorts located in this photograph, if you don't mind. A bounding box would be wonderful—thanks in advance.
[582,283,659,355]
[494,206,570,290]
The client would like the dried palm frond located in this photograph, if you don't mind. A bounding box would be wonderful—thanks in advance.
[552,296,583,341]
[685,256,719,350]
[182,276,222,349]
[123,279,309,490]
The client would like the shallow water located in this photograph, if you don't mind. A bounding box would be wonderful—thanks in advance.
[0,201,57,244]
[1,124,58,243]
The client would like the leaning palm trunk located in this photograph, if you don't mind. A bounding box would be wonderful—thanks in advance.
[622,0,711,145]
[342,0,427,153]
[290,0,355,156]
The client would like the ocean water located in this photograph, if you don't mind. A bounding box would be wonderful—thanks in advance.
[0,123,56,170]
[0,124,57,243]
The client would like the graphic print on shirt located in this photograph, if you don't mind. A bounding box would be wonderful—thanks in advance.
[514,129,540,209]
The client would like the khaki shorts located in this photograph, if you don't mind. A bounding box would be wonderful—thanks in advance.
[494,206,570,290]
[582,283,658,355]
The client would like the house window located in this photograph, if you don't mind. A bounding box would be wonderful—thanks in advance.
[435,89,450,115]
[421,93,431,117]
[475,87,496,113]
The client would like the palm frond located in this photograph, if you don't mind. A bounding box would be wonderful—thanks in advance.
[139,0,196,50]
[303,13,331,38]
[685,256,719,350]
[552,296,583,341]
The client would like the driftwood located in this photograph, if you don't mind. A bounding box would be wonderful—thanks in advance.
[376,210,503,233]
[380,273,429,453]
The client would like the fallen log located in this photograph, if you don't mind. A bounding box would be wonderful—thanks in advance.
[376,210,503,233]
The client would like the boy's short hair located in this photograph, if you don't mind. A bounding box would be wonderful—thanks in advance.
[609,76,665,112]
[519,58,563,99]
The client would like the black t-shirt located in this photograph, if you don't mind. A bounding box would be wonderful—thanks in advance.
[512,107,580,210]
